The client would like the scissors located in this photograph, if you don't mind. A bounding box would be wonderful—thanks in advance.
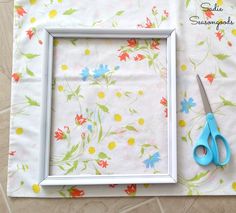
[193,74,231,166]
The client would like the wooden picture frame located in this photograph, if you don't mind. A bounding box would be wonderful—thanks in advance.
[39,28,177,186]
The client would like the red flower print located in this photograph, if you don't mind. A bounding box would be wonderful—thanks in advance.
[119,52,130,61]
[9,151,16,156]
[98,160,109,168]
[125,184,137,196]
[38,40,43,45]
[15,6,27,16]
[26,29,34,40]
[12,72,21,82]
[215,31,223,41]
[204,9,214,19]
[54,128,67,141]
[151,39,160,49]
[160,97,167,106]
[145,17,154,28]
[134,54,145,61]
[69,187,85,198]
[75,114,86,125]
[127,38,137,48]
[205,73,215,84]
[164,10,169,17]
[227,41,232,47]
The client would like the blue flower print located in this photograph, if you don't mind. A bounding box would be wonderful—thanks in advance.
[81,67,89,81]
[87,124,92,132]
[93,64,109,79]
[181,97,196,113]
[143,152,160,168]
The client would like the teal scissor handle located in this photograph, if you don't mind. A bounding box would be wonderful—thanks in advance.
[193,113,231,166]
[206,113,231,166]
[193,122,213,166]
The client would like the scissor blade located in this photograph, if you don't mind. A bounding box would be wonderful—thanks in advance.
[196,74,212,114]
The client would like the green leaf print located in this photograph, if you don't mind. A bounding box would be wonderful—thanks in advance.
[125,125,138,132]
[95,168,101,175]
[197,41,205,46]
[74,86,81,95]
[25,96,40,106]
[26,67,35,77]
[181,136,187,142]
[213,54,230,60]
[188,170,209,182]
[129,108,138,114]
[63,8,77,15]
[186,0,191,8]
[70,39,78,46]
[97,104,109,113]
[59,191,66,197]
[62,144,79,161]
[153,53,158,60]
[58,165,65,171]
[187,189,193,196]
[22,53,40,59]
[98,152,111,160]
[65,160,78,175]
[220,96,236,107]
[218,68,227,77]
[116,10,124,16]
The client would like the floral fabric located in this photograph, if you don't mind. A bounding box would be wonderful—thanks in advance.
[8,0,236,197]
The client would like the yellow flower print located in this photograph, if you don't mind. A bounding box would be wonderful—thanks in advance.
[58,85,64,92]
[97,91,105,99]
[49,10,57,19]
[61,64,68,71]
[88,146,96,154]
[16,127,23,135]
[84,49,91,55]
[181,64,187,71]
[116,92,122,98]
[138,118,144,125]
[114,114,122,122]
[138,90,144,96]
[217,0,223,6]
[127,137,135,145]
[32,184,40,193]
[178,120,186,127]
[29,0,37,5]
[58,0,63,3]
[232,182,236,191]
[108,141,116,150]
[30,17,36,23]
[232,29,236,37]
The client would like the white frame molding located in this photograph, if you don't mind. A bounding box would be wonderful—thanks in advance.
[39,28,177,186]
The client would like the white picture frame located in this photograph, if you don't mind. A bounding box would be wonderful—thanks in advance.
[39,28,176,186]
